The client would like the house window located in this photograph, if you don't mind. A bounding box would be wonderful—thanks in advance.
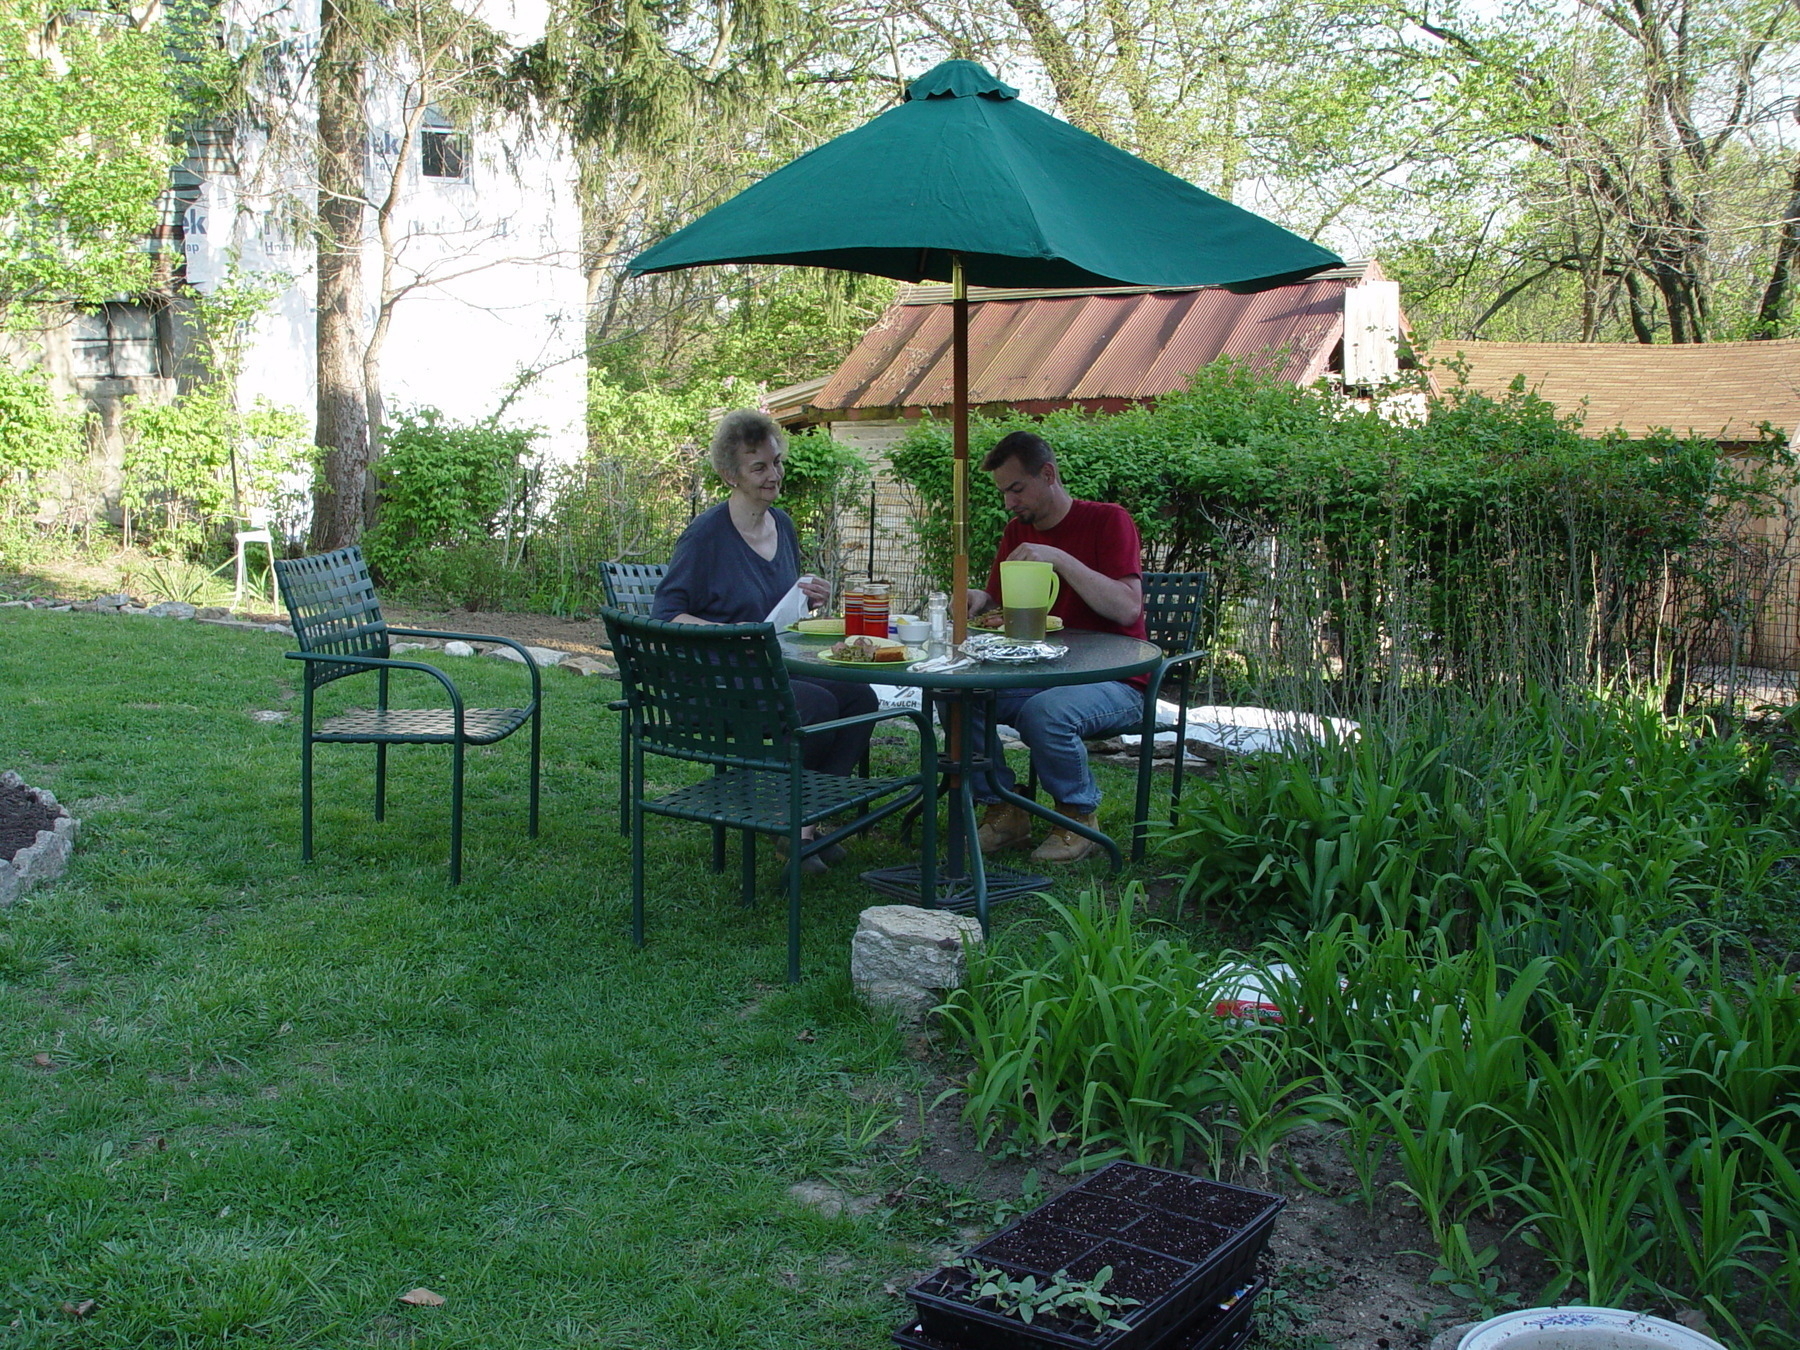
[72,302,162,378]
[419,106,468,180]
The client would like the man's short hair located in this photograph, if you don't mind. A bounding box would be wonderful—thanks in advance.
[982,430,1056,475]
[710,409,785,481]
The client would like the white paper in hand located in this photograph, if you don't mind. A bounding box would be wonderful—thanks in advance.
[765,583,809,630]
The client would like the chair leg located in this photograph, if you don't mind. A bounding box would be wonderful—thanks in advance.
[375,668,389,822]
[711,768,728,871]
[1168,676,1191,825]
[630,800,646,948]
[787,827,803,985]
[449,740,465,885]
[528,704,541,838]
[740,829,757,906]
[1131,693,1159,863]
[617,717,632,837]
[300,690,315,862]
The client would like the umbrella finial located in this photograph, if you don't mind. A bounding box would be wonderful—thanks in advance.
[905,61,1018,102]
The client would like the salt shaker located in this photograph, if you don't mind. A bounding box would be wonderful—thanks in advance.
[927,591,950,645]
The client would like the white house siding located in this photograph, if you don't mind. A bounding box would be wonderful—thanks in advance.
[187,0,586,463]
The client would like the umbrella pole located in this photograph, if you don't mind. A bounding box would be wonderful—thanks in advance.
[951,254,969,644]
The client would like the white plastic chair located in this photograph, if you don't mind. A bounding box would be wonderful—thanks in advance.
[234,507,278,609]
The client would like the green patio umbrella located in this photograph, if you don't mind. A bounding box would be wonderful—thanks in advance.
[630,58,1343,638]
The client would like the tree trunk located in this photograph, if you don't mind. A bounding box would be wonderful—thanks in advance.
[1754,148,1800,338]
[1001,0,1113,138]
[310,0,371,553]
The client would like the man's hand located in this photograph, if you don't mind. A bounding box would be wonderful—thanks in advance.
[1004,542,1073,569]
[965,588,994,618]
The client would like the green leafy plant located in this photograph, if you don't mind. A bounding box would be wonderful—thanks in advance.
[361,407,538,586]
[888,361,1793,703]
[121,556,235,607]
[0,363,84,539]
[938,886,1236,1168]
[954,1259,1140,1331]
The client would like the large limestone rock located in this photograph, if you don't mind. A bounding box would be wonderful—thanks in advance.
[851,904,983,1023]
[487,644,569,667]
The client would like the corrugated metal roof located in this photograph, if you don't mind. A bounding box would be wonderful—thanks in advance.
[1430,339,1800,442]
[810,277,1353,416]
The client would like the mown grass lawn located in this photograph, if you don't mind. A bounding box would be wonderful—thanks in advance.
[0,609,1132,1348]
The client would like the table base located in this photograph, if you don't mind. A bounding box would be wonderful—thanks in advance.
[859,862,1050,913]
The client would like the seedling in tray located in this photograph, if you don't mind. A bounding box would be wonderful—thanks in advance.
[955,1260,1141,1331]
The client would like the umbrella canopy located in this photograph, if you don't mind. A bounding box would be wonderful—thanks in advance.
[630,60,1343,645]
[632,60,1341,292]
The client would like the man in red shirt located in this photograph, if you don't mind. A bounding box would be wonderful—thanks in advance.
[962,430,1148,863]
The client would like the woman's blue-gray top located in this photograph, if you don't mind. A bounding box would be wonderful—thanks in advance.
[651,501,801,624]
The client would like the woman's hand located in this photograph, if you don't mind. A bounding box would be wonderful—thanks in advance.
[798,574,830,608]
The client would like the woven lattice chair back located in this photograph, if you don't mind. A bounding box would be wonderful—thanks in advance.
[602,609,800,771]
[1143,572,1210,656]
[274,547,390,687]
[600,562,667,617]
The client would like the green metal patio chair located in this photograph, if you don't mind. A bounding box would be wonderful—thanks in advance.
[1130,571,1212,859]
[601,607,935,983]
[599,561,665,617]
[1018,571,1211,860]
[275,546,542,884]
[600,561,667,836]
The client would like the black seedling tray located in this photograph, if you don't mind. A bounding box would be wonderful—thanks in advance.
[893,1276,1266,1350]
[905,1163,1282,1350]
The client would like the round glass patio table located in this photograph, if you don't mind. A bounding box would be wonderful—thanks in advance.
[778,629,1162,927]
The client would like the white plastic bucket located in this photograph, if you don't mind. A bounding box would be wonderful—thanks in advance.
[1459,1308,1728,1350]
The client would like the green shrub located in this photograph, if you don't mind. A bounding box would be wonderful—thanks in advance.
[887,362,1792,697]
[0,363,84,536]
[121,392,236,555]
[362,408,536,584]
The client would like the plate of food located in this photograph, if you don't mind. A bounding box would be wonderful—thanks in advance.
[819,636,923,665]
[788,616,845,635]
[972,611,1064,632]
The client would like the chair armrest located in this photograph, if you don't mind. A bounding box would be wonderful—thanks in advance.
[795,703,937,775]
[799,704,931,739]
[385,627,543,708]
[284,651,466,721]
[1142,648,1207,707]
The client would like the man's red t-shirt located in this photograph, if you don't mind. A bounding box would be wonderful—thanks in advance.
[985,499,1148,683]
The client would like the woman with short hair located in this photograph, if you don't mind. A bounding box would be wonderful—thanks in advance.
[651,410,877,870]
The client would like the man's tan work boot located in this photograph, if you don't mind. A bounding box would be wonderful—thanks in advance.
[1031,807,1103,864]
[976,802,1033,855]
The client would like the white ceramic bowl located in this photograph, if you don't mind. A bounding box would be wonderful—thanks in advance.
[1460,1308,1727,1350]
[895,620,930,642]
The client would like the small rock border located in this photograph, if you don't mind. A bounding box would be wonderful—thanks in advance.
[0,771,79,907]
[1,592,292,634]
[2,595,617,676]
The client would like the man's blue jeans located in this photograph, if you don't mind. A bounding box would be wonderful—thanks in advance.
[953,681,1145,813]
